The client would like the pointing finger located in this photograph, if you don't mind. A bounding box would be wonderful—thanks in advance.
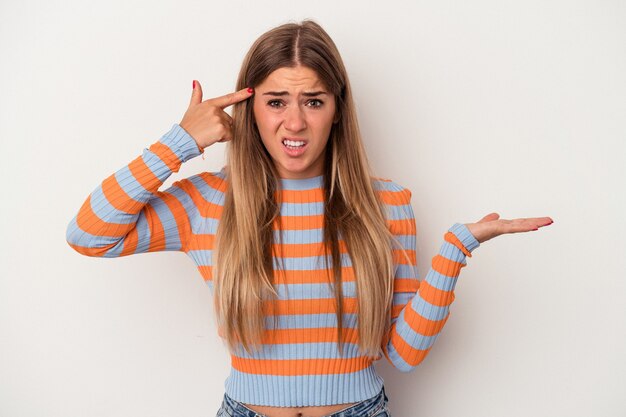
[209,87,254,109]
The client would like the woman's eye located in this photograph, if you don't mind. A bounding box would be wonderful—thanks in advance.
[267,100,283,108]
[267,99,324,108]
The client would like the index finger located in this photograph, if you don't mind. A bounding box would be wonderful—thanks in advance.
[208,87,254,109]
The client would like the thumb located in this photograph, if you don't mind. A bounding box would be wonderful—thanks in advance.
[478,212,500,223]
[190,79,203,106]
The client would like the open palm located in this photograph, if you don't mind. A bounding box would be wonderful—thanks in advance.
[465,213,553,244]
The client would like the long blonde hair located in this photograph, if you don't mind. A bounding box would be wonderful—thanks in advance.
[213,19,410,359]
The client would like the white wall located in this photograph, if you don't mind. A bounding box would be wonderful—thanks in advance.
[1,0,624,416]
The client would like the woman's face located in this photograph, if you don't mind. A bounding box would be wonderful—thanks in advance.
[253,65,337,179]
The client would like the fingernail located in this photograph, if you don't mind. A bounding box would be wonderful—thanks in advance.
[247,87,254,94]
[192,80,196,89]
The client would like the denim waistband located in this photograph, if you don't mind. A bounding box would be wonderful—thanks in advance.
[218,385,388,417]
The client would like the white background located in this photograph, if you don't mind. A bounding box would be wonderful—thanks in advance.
[1,1,624,416]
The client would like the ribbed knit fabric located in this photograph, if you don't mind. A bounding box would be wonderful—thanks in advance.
[66,123,480,407]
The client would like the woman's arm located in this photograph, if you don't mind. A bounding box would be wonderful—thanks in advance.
[380,186,480,372]
[65,123,204,257]
[380,184,552,371]
[65,83,254,258]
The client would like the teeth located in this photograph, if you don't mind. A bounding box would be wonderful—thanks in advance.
[283,139,305,147]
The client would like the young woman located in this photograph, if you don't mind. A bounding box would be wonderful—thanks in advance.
[66,19,553,417]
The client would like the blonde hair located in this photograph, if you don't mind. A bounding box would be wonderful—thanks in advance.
[213,19,411,359]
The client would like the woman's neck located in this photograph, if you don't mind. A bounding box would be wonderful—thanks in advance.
[278,174,324,191]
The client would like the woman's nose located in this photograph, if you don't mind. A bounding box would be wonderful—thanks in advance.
[283,105,306,132]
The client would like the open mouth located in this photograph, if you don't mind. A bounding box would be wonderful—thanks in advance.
[282,138,308,156]
[282,138,307,148]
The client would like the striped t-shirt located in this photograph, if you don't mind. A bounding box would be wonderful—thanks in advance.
[66,123,480,407]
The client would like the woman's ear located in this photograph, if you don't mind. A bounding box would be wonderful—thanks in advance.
[250,106,258,126]
[332,93,341,124]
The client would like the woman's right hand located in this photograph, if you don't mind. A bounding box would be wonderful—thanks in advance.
[179,80,254,150]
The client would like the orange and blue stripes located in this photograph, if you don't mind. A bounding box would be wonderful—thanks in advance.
[66,123,480,406]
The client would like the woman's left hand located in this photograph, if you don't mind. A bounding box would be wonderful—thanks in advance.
[464,213,553,244]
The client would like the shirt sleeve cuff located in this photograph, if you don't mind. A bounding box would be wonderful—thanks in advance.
[448,222,480,255]
[158,123,202,163]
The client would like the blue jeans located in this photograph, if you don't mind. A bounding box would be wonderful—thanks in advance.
[216,386,390,417]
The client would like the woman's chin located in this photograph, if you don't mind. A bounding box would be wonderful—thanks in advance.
[277,165,314,179]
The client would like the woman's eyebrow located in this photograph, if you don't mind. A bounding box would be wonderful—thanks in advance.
[262,91,328,97]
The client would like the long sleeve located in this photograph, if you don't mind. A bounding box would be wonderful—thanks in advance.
[65,123,204,257]
[381,186,480,372]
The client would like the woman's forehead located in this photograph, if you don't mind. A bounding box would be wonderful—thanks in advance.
[258,66,328,94]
